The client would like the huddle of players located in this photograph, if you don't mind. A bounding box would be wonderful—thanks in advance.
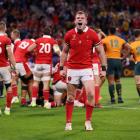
[0,19,140,117]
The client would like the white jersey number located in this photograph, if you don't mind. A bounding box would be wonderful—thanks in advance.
[39,43,51,53]
[19,41,29,49]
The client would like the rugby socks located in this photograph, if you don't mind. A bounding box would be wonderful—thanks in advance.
[95,86,100,104]
[6,91,13,108]
[12,84,18,97]
[21,97,26,105]
[109,84,115,98]
[32,86,38,100]
[43,90,49,102]
[66,101,74,123]
[86,104,94,121]
[50,101,56,107]
[116,83,122,98]
[0,81,4,96]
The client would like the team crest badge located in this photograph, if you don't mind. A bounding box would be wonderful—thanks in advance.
[68,76,72,81]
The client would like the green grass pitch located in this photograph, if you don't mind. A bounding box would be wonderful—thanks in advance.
[0,77,140,140]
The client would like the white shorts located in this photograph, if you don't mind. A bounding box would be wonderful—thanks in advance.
[16,62,31,76]
[92,63,101,76]
[0,66,11,84]
[33,64,51,81]
[55,80,67,92]
[54,91,63,96]
[67,68,94,85]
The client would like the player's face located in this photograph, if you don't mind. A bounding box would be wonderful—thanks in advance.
[74,14,87,31]
[11,32,14,40]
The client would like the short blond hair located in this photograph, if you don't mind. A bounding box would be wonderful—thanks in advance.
[75,11,88,18]
[11,29,20,37]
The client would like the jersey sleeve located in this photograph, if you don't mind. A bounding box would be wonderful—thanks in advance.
[64,32,70,45]
[6,37,12,46]
[92,31,101,46]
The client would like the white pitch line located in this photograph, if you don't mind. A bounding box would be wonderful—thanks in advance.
[102,105,140,110]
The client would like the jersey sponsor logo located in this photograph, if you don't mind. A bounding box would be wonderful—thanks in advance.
[72,34,76,40]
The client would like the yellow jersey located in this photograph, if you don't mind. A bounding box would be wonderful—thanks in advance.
[102,35,126,59]
[130,40,140,62]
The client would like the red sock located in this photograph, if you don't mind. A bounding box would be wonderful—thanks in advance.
[43,90,49,101]
[32,86,38,98]
[6,91,13,108]
[66,101,74,123]
[12,84,18,97]
[95,86,100,104]
[21,97,26,105]
[50,101,56,107]
[86,104,94,121]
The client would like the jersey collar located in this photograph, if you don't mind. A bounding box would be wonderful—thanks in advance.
[0,32,6,36]
[43,35,51,38]
[75,26,88,33]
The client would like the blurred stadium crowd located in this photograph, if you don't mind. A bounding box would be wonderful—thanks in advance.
[0,0,140,44]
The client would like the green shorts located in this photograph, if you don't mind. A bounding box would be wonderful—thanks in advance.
[134,62,140,75]
[107,58,122,78]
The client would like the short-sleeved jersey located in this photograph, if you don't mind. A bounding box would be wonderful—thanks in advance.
[14,39,34,63]
[65,27,101,69]
[130,40,140,62]
[102,35,126,59]
[35,35,57,64]
[0,34,11,67]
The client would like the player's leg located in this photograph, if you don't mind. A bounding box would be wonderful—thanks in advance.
[81,68,94,131]
[115,59,123,103]
[134,62,140,102]
[135,76,140,102]
[93,63,102,107]
[107,59,115,104]
[65,83,77,130]
[0,79,4,98]
[82,79,94,131]
[11,74,19,104]
[30,80,39,107]
[41,64,52,109]
[2,67,13,115]
[43,80,51,109]
[30,64,42,107]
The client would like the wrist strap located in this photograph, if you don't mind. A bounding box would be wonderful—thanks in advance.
[101,65,106,71]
